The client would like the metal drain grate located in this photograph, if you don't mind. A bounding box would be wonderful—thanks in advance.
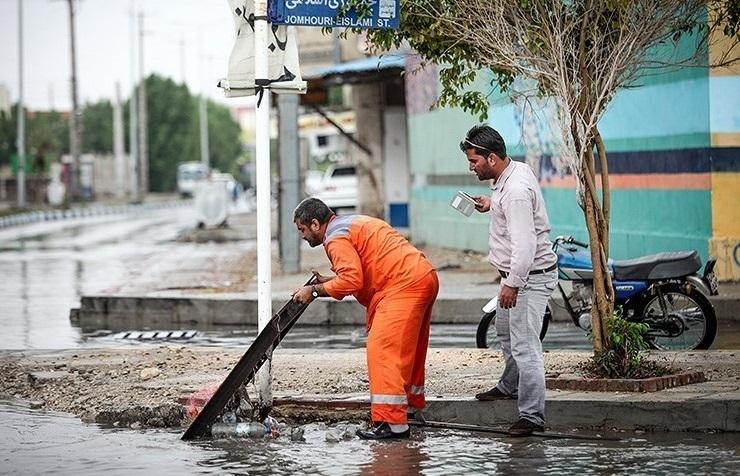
[118,330,197,340]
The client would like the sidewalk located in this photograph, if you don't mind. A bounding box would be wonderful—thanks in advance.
[72,226,740,331]
[1,346,738,432]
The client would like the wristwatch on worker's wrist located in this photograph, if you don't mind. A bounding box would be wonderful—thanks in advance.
[310,285,319,300]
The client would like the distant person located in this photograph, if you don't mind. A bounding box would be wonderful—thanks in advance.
[292,198,439,440]
[461,125,557,436]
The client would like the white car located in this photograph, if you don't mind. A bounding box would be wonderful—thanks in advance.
[313,164,357,211]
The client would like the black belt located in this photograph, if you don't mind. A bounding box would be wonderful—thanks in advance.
[499,263,556,279]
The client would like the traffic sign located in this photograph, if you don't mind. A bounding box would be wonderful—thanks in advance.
[269,0,399,29]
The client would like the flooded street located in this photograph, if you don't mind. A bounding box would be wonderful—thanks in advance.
[3,399,740,476]
[2,209,740,475]
[1,208,739,351]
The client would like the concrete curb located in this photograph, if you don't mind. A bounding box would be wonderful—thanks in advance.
[72,293,739,331]
[71,295,489,331]
[269,391,740,432]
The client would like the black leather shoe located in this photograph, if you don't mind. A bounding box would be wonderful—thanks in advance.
[475,387,516,401]
[356,422,410,440]
[508,418,544,436]
[407,410,425,422]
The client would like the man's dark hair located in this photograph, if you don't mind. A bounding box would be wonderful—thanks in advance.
[459,125,507,159]
[294,197,334,225]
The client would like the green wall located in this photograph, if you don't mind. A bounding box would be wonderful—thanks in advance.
[411,185,711,262]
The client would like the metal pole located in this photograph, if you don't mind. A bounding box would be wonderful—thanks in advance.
[17,0,25,208]
[113,83,126,199]
[254,0,273,411]
[278,94,300,273]
[199,95,209,168]
[128,0,138,201]
[179,39,186,84]
[137,11,148,199]
[67,0,81,200]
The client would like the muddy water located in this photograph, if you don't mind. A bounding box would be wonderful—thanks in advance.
[2,400,739,475]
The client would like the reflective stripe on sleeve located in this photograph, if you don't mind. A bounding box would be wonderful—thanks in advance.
[409,385,424,395]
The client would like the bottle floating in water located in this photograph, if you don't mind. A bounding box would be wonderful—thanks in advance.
[211,416,280,439]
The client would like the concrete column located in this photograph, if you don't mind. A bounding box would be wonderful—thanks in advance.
[278,94,301,273]
[351,83,384,218]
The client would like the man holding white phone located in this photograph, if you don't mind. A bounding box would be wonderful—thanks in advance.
[460,124,557,436]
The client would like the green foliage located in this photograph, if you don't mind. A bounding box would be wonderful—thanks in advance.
[586,308,651,378]
[0,110,16,167]
[81,100,114,154]
[123,74,244,192]
[0,76,243,189]
[137,75,194,192]
[202,99,244,177]
[0,107,69,173]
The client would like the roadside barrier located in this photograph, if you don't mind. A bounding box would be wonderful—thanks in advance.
[0,200,192,230]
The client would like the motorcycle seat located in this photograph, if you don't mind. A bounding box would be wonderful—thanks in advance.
[612,250,701,281]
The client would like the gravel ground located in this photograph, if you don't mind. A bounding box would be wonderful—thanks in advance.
[2,347,738,428]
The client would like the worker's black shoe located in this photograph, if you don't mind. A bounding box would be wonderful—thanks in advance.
[356,422,410,440]
[508,418,543,436]
[475,387,516,401]
[407,411,425,423]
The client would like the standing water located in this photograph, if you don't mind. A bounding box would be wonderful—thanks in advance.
[2,400,739,475]
[2,210,740,474]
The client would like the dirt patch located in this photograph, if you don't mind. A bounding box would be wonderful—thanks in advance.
[2,348,737,429]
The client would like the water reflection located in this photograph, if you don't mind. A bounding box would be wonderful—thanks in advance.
[2,401,740,475]
[358,440,425,475]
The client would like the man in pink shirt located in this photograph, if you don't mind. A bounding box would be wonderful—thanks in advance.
[461,125,557,436]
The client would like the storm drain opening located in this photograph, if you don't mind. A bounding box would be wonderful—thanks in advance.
[115,330,198,341]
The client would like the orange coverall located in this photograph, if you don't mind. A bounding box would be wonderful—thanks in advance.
[322,215,439,424]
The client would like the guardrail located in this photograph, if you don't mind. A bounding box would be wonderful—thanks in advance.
[0,200,192,230]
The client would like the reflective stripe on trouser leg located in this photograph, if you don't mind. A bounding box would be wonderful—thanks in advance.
[366,272,438,424]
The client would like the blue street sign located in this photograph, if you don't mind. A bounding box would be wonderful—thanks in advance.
[269,0,399,29]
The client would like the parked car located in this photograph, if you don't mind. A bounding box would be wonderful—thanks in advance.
[313,164,358,211]
[177,162,209,198]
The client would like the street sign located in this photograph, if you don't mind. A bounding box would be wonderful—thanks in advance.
[269,0,399,29]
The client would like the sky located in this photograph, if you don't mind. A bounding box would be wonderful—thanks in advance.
[0,0,247,111]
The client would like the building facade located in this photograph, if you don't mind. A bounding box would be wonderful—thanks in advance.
[405,45,740,280]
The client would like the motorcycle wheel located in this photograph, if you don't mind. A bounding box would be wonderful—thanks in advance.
[638,284,717,350]
[476,305,551,349]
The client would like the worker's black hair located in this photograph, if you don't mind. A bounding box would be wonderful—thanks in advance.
[294,197,335,226]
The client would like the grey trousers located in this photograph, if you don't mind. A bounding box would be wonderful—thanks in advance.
[495,271,557,426]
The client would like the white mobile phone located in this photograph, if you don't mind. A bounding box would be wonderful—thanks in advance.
[450,190,476,217]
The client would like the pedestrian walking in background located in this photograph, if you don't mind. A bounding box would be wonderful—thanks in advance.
[292,198,439,440]
[461,124,558,436]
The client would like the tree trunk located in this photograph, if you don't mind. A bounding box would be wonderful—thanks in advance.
[572,123,614,353]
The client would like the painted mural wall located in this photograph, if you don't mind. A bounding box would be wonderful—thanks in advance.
[405,44,740,281]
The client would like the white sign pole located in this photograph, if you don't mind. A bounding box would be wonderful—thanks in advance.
[254,0,273,410]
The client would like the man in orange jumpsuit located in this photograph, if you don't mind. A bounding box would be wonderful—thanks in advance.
[292,198,439,440]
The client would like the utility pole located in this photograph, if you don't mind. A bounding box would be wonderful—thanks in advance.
[113,83,126,199]
[66,0,82,200]
[17,0,26,208]
[199,94,210,168]
[137,11,148,200]
[128,0,138,201]
[179,39,187,84]
[197,35,209,169]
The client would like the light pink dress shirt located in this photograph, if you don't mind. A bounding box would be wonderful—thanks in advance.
[488,160,557,289]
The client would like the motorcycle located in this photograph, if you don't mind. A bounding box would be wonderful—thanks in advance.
[476,235,719,351]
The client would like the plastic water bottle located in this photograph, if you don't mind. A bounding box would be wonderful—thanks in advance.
[211,422,269,438]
